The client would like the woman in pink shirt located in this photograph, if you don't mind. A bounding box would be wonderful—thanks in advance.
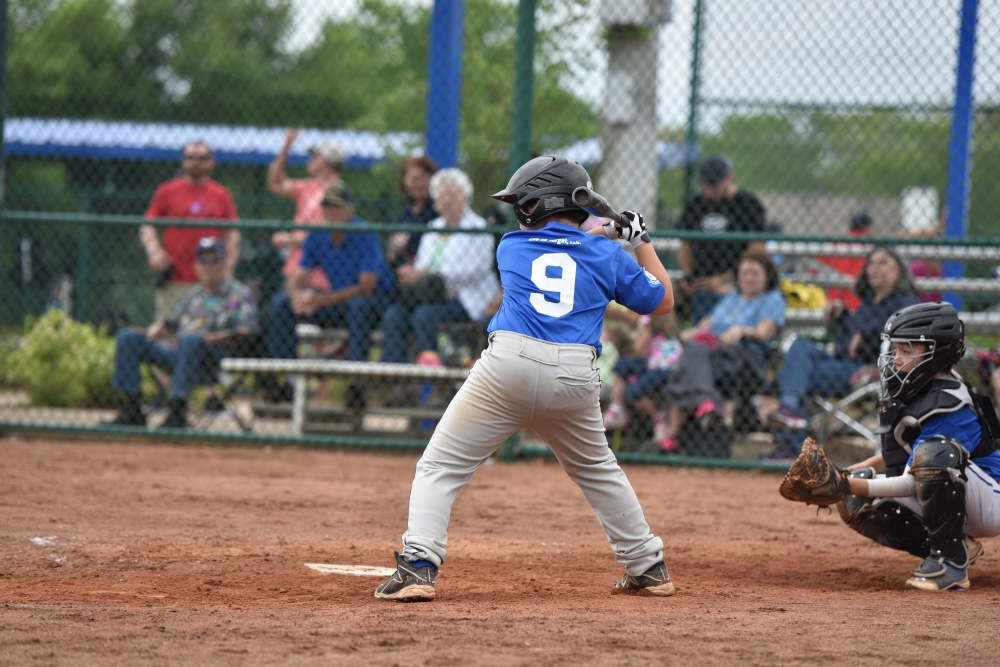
[267,129,347,291]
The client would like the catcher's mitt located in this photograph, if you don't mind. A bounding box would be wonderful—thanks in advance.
[778,437,851,506]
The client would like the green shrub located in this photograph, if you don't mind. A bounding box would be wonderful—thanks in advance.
[6,310,116,407]
[0,335,19,389]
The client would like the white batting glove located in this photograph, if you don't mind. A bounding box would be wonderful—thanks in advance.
[616,210,651,249]
[601,218,619,240]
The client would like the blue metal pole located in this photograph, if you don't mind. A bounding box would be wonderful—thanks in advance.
[943,0,978,309]
[0,0,7,326]
[425,0,465,168]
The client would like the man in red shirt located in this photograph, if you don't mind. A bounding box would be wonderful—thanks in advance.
[141,141,241,318]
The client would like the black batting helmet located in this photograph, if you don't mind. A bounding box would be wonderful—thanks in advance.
[878,302,966,402]
[491,155,592,227]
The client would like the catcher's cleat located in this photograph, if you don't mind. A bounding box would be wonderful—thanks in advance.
[965,536,984,565]
[374,552,437,601]
[612,561,675,597]
[905,557,970,591]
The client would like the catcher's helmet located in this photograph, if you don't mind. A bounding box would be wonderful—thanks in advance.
[491,155,592,227]
[878,301,966,402]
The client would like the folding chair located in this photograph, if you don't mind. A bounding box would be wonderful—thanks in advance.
[810,381,880,446]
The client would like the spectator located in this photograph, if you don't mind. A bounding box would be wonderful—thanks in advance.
[141,141,240,320]
[386,156,439,270]
[267,129,347,292]
[646,250,785,452]
[381,168,500,367]
[905,210,945,303]
[765,246,920,460]
[106,238,259,430]
[602,312,684,439]
[993,366,1000,411]
[816,210,874,312]
[267,183,393,406]
[678,153,767,323]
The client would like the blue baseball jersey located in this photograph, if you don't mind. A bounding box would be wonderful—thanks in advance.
[909,407,1000,482]
[487,223,665,355]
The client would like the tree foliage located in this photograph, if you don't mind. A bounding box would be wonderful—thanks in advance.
[8,0,599,205]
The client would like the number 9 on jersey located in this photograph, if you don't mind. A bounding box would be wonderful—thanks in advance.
[529,252,577,318]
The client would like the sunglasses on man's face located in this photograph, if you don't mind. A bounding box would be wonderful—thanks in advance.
[197,254,223,265]
[184,154,212,162]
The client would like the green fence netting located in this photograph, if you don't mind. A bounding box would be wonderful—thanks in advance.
[2,0,999,467]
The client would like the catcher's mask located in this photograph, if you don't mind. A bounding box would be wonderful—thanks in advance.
[877,302,965,402]
[491,155,592,227]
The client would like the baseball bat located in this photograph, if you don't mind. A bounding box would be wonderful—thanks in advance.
[571,186,625,225]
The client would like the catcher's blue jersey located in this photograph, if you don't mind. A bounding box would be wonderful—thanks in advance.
[487,223,665,355]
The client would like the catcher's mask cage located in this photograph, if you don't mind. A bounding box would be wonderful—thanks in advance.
[877,302,966,402]
[491,155,592,227]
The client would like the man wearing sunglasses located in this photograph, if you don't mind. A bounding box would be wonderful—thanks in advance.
[106,238,259,429]
[141,141,241,320]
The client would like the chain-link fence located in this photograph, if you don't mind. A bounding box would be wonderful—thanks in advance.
[2,0,999,465]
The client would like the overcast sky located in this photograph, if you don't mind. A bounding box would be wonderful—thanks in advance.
[288,0,999,131]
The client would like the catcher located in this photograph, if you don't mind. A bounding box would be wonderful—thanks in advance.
[780,302,1000,591]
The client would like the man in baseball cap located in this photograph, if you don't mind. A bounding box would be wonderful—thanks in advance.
[195,236,226,260]
[697,153,734,190]
[105,236,259,430]
[320,181,354,208]
[268,179,393,409]
[677,153,767,322]
[816,209,875,312]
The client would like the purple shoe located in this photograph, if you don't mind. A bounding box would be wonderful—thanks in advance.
[768,405,808,430]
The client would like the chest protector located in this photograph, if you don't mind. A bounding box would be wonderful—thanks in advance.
[880,372,1000,477]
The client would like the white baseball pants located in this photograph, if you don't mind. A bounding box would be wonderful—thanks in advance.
[401,331,665,576]
[880,461,1000,539]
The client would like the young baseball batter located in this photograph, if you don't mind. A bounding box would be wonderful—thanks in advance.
[375,155,676,601]
[837,302,1000,590]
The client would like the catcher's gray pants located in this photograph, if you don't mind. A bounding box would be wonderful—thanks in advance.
[401,331,664,576]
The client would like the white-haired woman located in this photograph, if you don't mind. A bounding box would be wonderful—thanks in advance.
[381,168,500,367]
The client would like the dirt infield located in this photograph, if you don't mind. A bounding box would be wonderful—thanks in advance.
[2,438,998,666]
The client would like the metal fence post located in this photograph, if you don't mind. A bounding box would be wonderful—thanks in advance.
[599,2,669,226]
[76,223,90,323]
[682,0,705,200]
[425,0,466,169]
[510,0,536,174]
[943,0,979,310]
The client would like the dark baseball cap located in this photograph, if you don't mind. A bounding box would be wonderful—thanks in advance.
[850,210,873,231]
[698,153,734,187]
[195,236,225,259]
[320,182,355,208]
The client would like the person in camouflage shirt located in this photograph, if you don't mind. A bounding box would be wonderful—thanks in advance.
[106,237,259,429]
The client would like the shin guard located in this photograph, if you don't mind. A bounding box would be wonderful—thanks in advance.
[911,436,970,568]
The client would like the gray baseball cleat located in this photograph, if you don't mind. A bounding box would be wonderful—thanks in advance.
[905,557,969,591]
[374,552,437,601]
[965,536,984,565]
[612,561,675,597]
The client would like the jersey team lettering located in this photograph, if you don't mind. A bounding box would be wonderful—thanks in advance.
[527,237,581,246]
